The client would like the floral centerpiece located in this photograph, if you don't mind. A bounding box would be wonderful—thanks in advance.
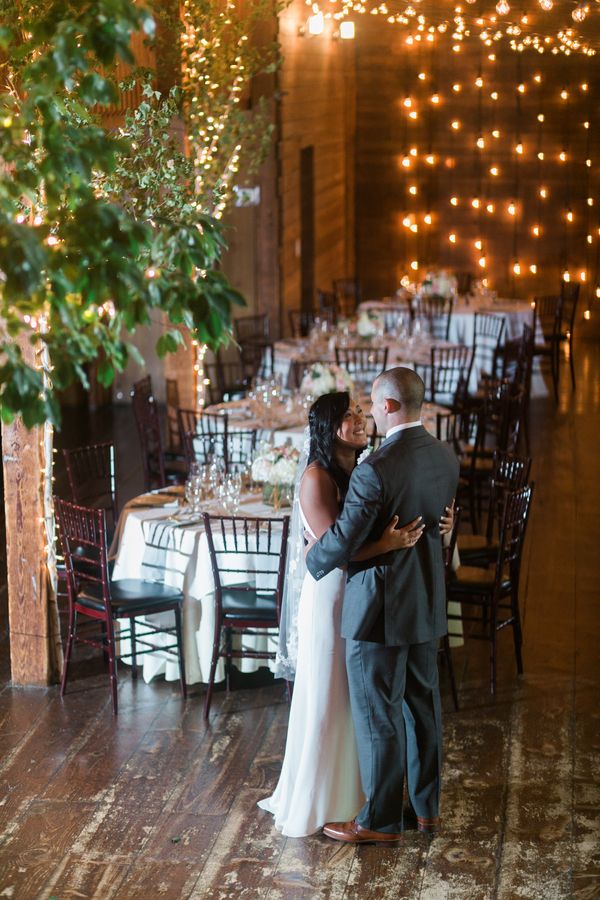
[420,269,457,299]
[300,363,354,399]
[357,310,383,339]
[251,443,301,507]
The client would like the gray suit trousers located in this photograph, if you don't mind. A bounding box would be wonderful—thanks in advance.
[346,637,443,832]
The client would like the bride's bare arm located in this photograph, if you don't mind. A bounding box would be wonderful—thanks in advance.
[298,466,340,540]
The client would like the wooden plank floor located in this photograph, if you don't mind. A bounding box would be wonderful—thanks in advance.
[1,341,599,899]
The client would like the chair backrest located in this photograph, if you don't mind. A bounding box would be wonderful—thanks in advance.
[455,271,474,297]
[483,450,532,542]
[427,345,473,405]
[493,322,532,388]
[288,308,334,338]
[183,428,257,474]
[234,313,270,345]
[317,289,338,324]
[333,278,361,317]
[239,341,274,380]
[203,513,290,619]
[131,384,165,491]
[288,359,324,391]
[414,295,453,341]
[165,378,181,453]
[203,357,250,406]
[436,411,462,454]
[533,295,562,343]
[133,374,152,401]
[62,442,118,528]
[334,345,389,386]
[495,483,534,585]
[55,497,110,608]
[560,281,580,331]
[177,408,228,446]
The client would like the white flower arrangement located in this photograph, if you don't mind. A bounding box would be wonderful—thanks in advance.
[251,444,301,486]
[420,269,457,299]
[300,363,355,399]
[356,310,382,338]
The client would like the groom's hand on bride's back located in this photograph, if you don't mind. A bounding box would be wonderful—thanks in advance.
[303,530,317,559]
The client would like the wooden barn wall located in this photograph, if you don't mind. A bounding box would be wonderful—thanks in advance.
[277,1,357,333]
[355,17,600,314]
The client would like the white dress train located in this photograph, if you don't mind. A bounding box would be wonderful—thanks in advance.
[257,505,364,837]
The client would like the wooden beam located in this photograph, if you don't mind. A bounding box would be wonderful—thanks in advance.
[1,335,62,686]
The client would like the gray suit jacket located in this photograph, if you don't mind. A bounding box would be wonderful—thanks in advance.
[305,425,459,645]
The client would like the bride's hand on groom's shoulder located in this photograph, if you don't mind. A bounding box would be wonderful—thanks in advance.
[439,499,455,536]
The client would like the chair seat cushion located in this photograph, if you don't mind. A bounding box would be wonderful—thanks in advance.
[77,579,183,616]
[221,587,278,622]
[450,565,511,593]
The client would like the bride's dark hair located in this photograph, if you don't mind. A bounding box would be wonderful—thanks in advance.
[307,391,354,498]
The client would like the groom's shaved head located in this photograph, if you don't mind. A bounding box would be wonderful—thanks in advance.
[373,367,425,414]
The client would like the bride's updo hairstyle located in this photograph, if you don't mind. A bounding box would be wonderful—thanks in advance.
[307,391,352,498]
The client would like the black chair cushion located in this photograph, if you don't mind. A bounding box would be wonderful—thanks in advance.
[221,587,278,622]
[77,579,183,616]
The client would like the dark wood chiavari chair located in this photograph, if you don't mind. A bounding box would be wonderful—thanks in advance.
[334,345,389,388]
[413,295,454,341]
[131,380,187,491]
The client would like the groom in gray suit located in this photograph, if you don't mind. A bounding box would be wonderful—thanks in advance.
[306,367,459,842]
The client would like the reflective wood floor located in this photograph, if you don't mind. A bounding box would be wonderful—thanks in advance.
[0,339,599,899]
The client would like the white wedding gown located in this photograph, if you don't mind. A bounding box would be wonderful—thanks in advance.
[257,503,364,837]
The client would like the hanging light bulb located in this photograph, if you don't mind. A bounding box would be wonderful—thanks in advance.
[539,0,553,9]
[532,225,541,236]
[472,197,481,209]
[566,209,574,222]
[508,201,517,216]
[530,264,538,274]
[478,256,487,268]
[487,202,495,213]
[409,185,418,195]
[449,232,457,243]
[572,3,589,22]
[410,260,419,270]
[450,196,458,206]
[490,166,499,176]
[560,89,569,100]
[563,271,571,282]
[515,142,524,155]
[424,213,432,225]
[475,239,483,250]
[477,136,485,149]
[425,154,435,165]
[496,0,510,14]
[539,186,548,198]
[580,270,587,282]
[513,261,521,275]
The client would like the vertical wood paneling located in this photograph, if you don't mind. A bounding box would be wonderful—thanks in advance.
[277,2,356,329]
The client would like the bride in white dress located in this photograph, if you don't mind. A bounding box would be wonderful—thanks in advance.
[258,391,430,837]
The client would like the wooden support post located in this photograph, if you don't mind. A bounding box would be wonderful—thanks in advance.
[1,338,62,686]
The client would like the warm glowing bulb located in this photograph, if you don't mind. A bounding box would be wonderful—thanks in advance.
[515,143,524,155]
[490,91,499,101]
[566,210,574,222]
[496,0,510,14]
[410,223,418,232]
[490,166,499,176]
[560,89,569,100]
[559,151,567,162]
[409,111,418,120]
[580,270,587,281]
[586,159,592,168]
[411,260,419,270]
[488,53,496,61]
[451,120,461,130]
[534,73,543,82]
[597,288,600,298]
[486,203,495,213]
[537,151,545,161]
[583,121,590,129]
[539,0,553,9]
[508,202,516,216]
[532,225,540,236]
[431,93,440,104]
[587,234,593,244]
[403,97,413,108]
[307,12,324,35]
[475,239,483,250]
[492,129,500,138]
[530,264,537,274]
[472,197,480,209]
[475,77,483,88]
[409,147,418,157]
[572,3,589,22]
[513,262,521,275]
[339,20,355,39]
[581,83,588,91]
[584,309,591,319]
[424,213,432,225]
[479,256,487,268]
[403,216,412,227]
[477,137,485,149]
[402,156,411,168]
[418,72,427,80]
[588,198,594,206]
[563,271,570,282]
[409,185,418,195]
[425,154,435,165]
[537,114,545,123]
[450,196,458,206]
[517,83,525,93]
[449,232,457,243]
[539,186,548,198]
[452,83,461,92]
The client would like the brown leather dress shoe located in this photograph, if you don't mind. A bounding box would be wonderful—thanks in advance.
[323,820,403,843]
[416,816,441,834]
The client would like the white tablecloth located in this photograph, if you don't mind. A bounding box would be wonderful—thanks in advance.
[112,491,285,685]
